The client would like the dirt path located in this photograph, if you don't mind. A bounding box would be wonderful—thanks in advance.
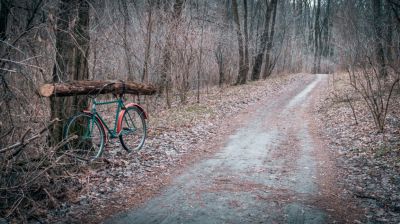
[104,74,357,223]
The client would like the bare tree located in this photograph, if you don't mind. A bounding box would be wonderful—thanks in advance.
[322,0,331,58]
[50,0,90,144]
[243,0,250,81]
[262,0,278,78]
[197,1,207,103]
[312,0,321,74]
[142,0,153,83]
[232,0,247,84]
[119,0,134,81]
[372,0,387,77]
[251,0,278,81]
[160,0,185,107]
[0,0,10,41]
[215,43,226,87]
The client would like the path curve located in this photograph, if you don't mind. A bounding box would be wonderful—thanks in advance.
[105,74,351,223]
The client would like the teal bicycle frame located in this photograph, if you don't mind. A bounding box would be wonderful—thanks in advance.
[63,93,148,161]
[88,96,147,139]
[89,97,125,139]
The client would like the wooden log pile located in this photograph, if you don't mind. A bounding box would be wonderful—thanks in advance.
[38,80,156,97]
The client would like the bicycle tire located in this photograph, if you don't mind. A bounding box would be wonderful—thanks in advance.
[119,106,147,152]
[63,113,106,162]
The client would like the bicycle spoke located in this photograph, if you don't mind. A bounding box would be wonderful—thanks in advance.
[119,107,146,152]
[63,113,105,163]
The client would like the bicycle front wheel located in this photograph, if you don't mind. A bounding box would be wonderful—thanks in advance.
[119,107,146,152]
[63,113,106,162]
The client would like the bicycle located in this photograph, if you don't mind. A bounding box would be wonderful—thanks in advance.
[63,92,147,162]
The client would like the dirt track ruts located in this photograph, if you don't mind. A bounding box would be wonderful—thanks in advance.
[105,74,360,224]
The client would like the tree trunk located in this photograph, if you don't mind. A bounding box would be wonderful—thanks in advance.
[0,0,10,41]
[385,0,394,64]
[322,0,331,58]
[253,1,262,61]
[312,0,321,74]
[119,0,134,81]
[232,0,246,85]
[50,0,90,145]
[387,0,400,24]
[197,1,206,103]
[160,0,185,108]
[262,0,278,79]
[142,3,153,83]
[243,0,249,81]
[215,44,225,87]
[251,0,277,81]
[372,0,387,77]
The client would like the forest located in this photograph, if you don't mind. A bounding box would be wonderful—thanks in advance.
[1,0,400,223]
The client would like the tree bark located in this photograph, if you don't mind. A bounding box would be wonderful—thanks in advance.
[197,1,206,103]
[243,0,249,80]
[262,0,278,79]
[39,80,156,97]
[322,0,331,58]
[50,0,90,144]
[385,0,394,64]
[142,2,153,83]
[312,0,321,74]
[372,0,387,77]
[119,0,134,81]
[387,0,400,24]
[215,44,225,87]
[160,0,185,107]
[232,0,246,85]
[0,0,10,41]
[251,0,277,81]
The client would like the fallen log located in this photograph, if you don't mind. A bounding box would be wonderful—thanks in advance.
[38,80,156,97]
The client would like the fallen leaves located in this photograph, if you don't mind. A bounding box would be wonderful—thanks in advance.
[316,73,400,223]
[51,73,310,222]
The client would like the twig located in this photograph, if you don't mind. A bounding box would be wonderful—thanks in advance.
[5,194,24,218]
[0,135,78,191]
[63,151,89,162]
[0,119,60,153]
[20,128,32,142]
[0,58,44,71]
[0,127,14,139]
[9,128,32,157]
[43,188,58,208]
[345,94,358,125]
[0,68,17,73]
[19,136,78,186]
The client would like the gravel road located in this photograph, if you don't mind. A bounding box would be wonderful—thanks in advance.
[105,74,353,224]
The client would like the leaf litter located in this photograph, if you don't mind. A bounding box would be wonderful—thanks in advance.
[315,73,400,223]
[50,74,312,223]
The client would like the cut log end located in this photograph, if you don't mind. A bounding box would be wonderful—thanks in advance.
[39,84,55,97]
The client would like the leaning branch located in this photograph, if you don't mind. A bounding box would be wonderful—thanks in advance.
[38,80,157,97]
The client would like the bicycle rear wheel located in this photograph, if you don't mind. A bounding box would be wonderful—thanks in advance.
[63,113,105,162]
[119,107,146,152]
